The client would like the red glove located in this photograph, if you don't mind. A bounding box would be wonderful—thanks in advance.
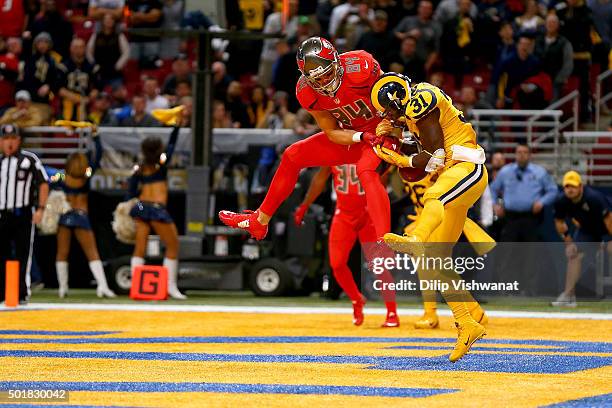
[294,204,309,227]
[361,131,384,147]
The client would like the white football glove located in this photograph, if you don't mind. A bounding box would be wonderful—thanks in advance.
[425,148,445,172]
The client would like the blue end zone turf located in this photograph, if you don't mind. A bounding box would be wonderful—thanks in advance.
[0,381,457,398]
[0,349,609,374]
[540,393,612,407]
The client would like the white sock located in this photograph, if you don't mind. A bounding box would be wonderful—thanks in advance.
[55,261,68,290]
[164,257,179,290]
[89,260,109,290]
[131,256,145,275]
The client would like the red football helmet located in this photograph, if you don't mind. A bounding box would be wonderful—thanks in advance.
[296,37,343,97]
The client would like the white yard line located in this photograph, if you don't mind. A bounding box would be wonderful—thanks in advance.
[1,302,610,320]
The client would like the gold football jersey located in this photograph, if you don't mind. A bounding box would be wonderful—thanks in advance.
[402,82,478,163]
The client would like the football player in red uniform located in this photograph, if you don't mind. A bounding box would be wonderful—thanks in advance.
[219,36,397,320]
[294,164,399,327]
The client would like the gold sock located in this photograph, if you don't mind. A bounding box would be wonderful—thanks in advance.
[447,301,474,325]
[423,301,437,314]
[411,200,444,241]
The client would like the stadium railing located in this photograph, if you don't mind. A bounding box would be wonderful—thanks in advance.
[471,109,564,179]
[563,131,612,185]
[595,69,612,131]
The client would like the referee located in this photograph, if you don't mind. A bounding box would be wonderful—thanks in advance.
[0,124,48,304]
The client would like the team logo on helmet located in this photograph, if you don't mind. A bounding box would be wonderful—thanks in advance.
[297,37,344,97]
[370,73,412,125]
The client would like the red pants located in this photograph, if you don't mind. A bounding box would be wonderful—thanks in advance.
[260,132,390,240]
[329,209,396,304]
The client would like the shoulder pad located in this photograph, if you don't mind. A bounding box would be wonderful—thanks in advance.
[341,50,380,85]
[296,76,319,110]
[404,83,440,121]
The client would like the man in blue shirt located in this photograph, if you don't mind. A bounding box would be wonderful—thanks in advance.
[489,144,558,294]
[489,144,558,242]
[552,171,612,307]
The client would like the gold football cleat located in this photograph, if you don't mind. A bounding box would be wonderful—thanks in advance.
[414,312,439,329]
[449,320,486,362]
[383,233,425,257]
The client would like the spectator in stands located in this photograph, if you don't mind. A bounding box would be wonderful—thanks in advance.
[162,54,192,97]
[272,39,300,112]
[88,92,118,126]
[434,0,477,24]
[513,0,544,36]
[0,0,24,39]
[456,85,493,120]
[258,0,299,88]
[439,0,475,88]
[587,0,612,71]
[110,83,131,120]
[212,100,232,128]
[489,144,558,242]
[355,10,394,69]
[59,38,101,121]
[26,0,73,59]
[552,171,612,307]
[316,0,336,37]
[212,61,232,102]
[262,91,296,130]
[88,0,125,24]
[333,1,375,53]
[143,76,169,113]
[0,90,44,127]
[174,80,191,100]
[374,0,406,30]
[225,81,250,129]
[490,151,506,181]
[387,36,427,83]
[293,108,319,137]
[6,37,23,58]
[87,13,130,89]
[120,94,161,127]
[126,0,163,68]
[19,32,65,124]
[493,34,542,108]
[247,85,273,129]
[0,39,20,116]
[558,0,596,120]
[535,14,573,101]
[160,0,185,59]
[329,0,365,44]
[394,0,441,73]
[475,0,509,65]
[177,95,192,127]
[428,71,446,88]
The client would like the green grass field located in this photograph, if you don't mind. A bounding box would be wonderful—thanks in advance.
[26,288,612,313]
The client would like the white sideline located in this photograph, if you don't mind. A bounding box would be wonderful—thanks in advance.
[2,302,611,320]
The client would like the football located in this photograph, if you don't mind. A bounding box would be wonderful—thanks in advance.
[379,136,427,182]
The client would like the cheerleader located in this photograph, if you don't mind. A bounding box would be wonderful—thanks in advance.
[54,122,116,298]
[128,120,185,299]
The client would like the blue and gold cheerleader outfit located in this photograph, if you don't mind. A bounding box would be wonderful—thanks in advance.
[127,126,179,224]
[55,136,102,230]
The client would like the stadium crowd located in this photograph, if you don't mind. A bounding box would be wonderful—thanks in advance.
[0,0,610,129]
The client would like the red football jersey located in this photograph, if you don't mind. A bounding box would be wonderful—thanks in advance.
[0,0,25,38]
[296,50,382,134]
[331,164,367,212]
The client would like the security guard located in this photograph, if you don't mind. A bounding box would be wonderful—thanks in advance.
[0,124,49,303]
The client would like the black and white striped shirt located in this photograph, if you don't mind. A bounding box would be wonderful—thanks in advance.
[0,150,48,211]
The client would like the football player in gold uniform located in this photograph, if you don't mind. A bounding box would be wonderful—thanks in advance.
[400,170,494,329]
[371,73,489,362]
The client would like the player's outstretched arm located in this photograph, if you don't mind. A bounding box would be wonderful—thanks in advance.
[412,108,445,169]
[310,110,380,146]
